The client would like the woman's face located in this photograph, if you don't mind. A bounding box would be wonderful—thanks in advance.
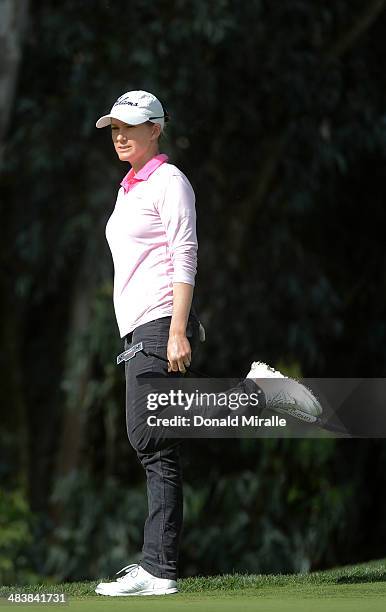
[110,118,160,167]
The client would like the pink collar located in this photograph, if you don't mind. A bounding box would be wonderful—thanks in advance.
[120,153,169,193]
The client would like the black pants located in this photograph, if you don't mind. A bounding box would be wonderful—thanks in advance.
[124,314,261,579]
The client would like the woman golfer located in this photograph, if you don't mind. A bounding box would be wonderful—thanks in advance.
[94,90,322,597]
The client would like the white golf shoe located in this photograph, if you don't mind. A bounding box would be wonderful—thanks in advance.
[246,361,322,423]
[95,563,178,597]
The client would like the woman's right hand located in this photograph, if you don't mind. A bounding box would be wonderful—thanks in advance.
[167,333,191,374]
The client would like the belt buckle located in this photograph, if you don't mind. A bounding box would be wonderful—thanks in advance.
[116,341,144,365]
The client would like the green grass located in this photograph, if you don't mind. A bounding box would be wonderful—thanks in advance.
[1,558,385,612]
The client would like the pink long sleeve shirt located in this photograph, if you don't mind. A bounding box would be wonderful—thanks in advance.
[105,154,198,337]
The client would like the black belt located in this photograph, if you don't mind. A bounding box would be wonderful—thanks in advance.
[116,340,206,376]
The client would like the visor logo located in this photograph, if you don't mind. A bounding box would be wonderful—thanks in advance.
[114,95,139,108]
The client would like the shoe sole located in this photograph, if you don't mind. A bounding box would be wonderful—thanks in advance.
[95,587,178,597]
[261,379,322,423]
[272,405,319,423]
[250,374,322,418]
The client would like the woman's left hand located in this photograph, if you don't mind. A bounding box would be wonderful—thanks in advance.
[167,333,192,374]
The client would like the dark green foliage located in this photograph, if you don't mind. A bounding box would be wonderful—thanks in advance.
[0,488,39,585]
[44,470,148,581]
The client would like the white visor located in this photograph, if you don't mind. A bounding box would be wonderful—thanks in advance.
[95,90,165,130]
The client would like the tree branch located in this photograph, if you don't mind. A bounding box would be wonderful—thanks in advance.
[324,0,386,62]
[227,129,290,261]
